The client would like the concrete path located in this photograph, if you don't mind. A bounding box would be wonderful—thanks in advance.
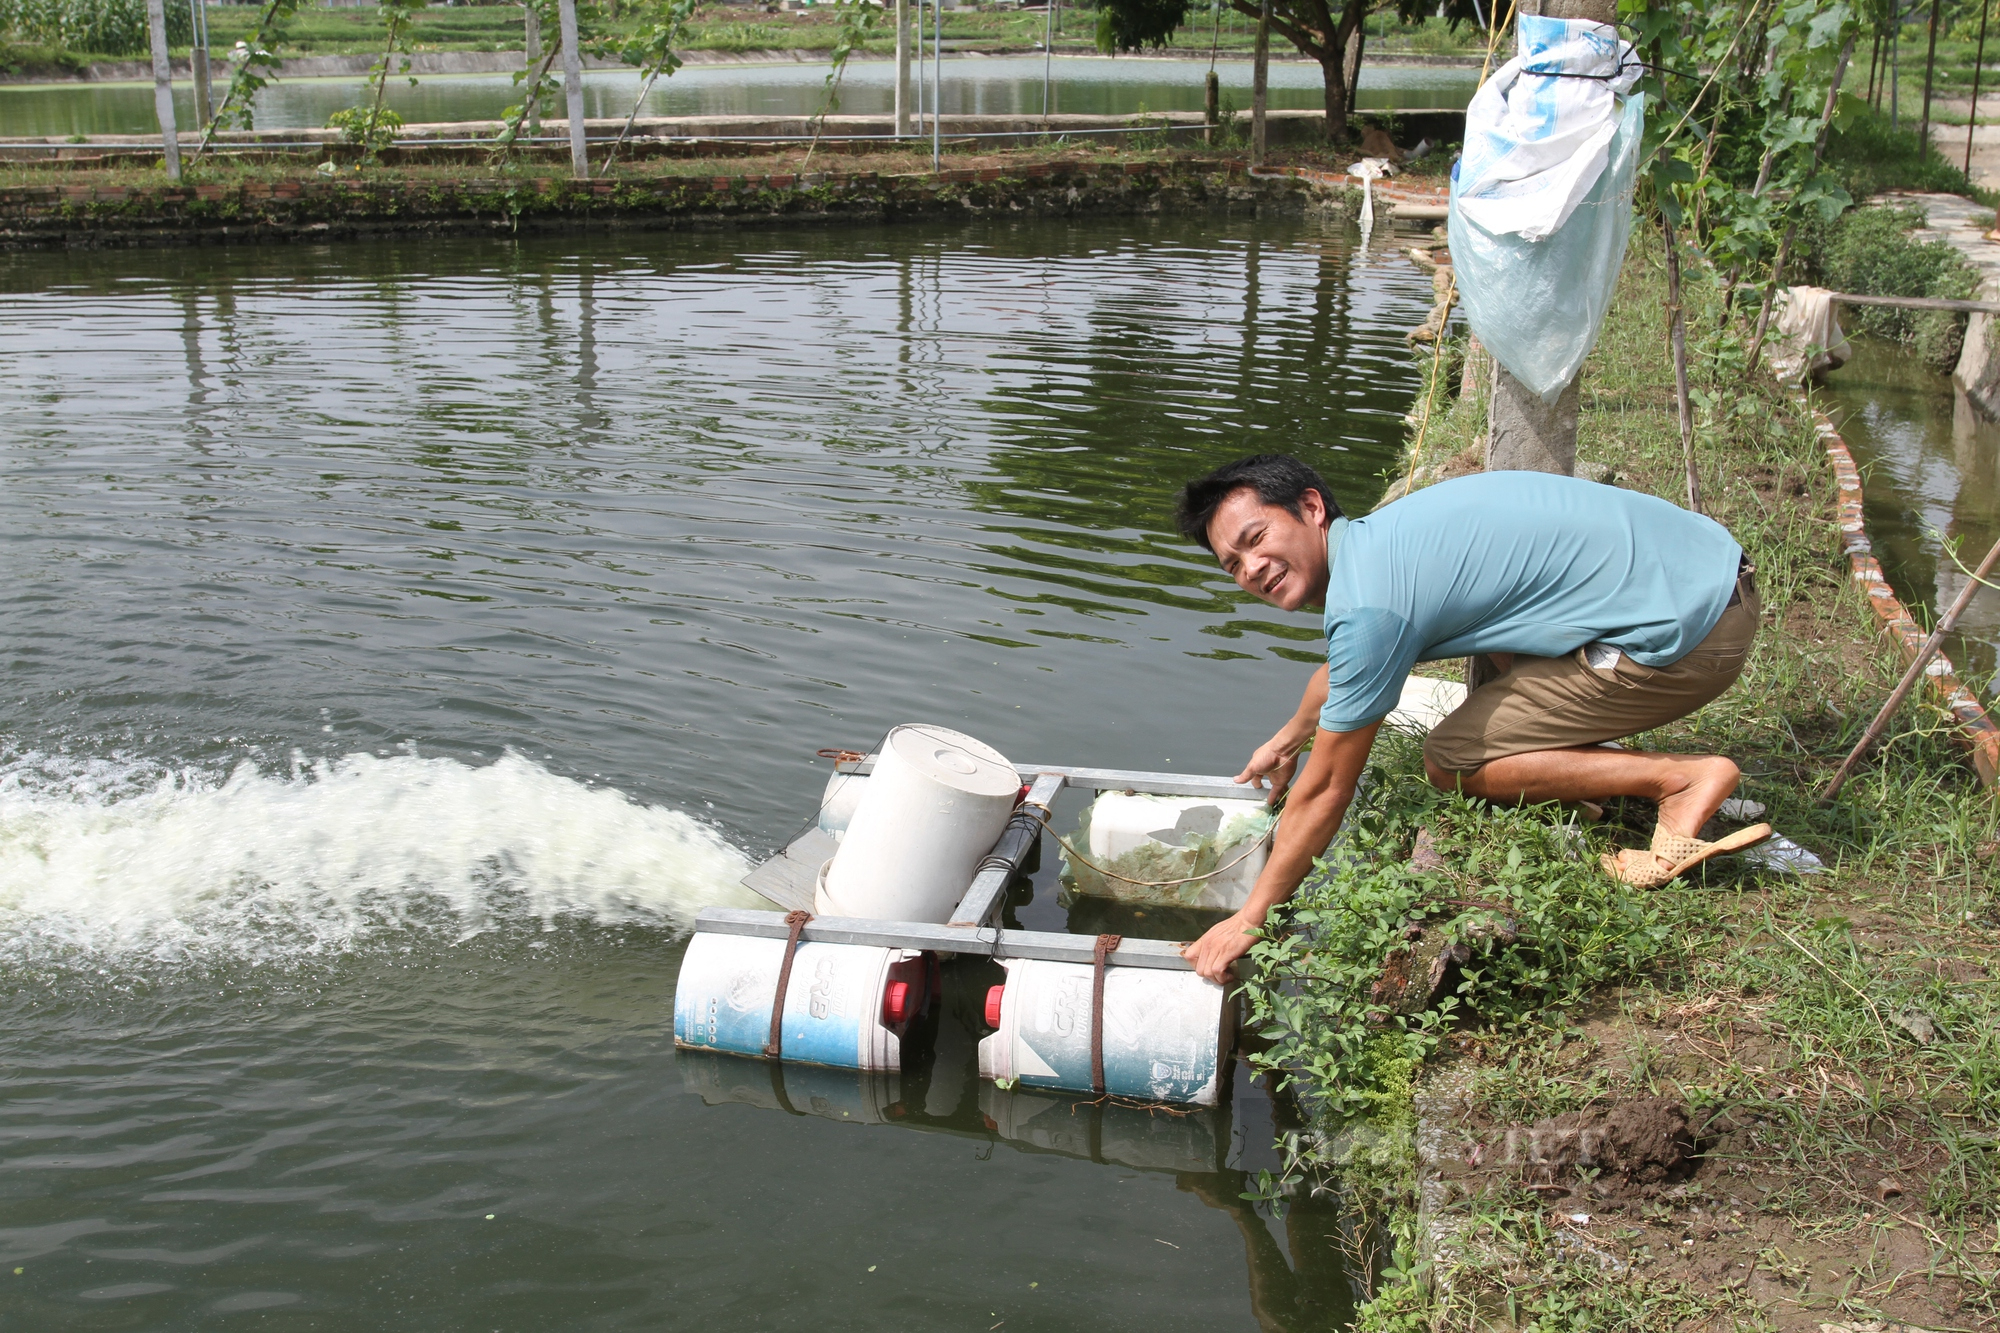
[1875,191,2000,417]
[1929,119,2000,192]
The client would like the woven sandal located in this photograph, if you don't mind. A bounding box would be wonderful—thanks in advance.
[1599,823,1775,888]
[1651,823,1773,877]
[1598,847,1676,889]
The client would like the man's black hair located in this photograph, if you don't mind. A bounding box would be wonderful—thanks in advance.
[1175,455,1343,552]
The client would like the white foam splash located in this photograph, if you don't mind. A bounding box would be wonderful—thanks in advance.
[0,750,760,964]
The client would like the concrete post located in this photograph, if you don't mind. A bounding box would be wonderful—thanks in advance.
[895,0,911,135]
[189,0,212,129]
[1482,0,1616,476]
[558,0,586,178]
[146,0,180,180]
[1251,0,1269,166]
[525,3,542,137]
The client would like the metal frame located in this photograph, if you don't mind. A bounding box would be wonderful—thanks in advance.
[707,762,1262,971]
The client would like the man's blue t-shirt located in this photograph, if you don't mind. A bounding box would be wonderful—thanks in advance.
[1318,472,1741,732]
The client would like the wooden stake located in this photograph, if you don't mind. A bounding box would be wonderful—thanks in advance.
[1819,534,2000,804]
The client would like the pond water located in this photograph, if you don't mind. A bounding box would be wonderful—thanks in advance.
[0,214,1437,1328]
[0,55,1477,138]
[1823,337,2000,695]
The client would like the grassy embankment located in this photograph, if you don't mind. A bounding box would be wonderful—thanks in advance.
[0,3,1486,75]
[1238,112,2000,1333]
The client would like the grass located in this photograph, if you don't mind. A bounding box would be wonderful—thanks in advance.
[1251,223,2000,1332]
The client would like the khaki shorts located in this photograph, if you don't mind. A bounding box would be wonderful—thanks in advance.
[1424,577,1760,776]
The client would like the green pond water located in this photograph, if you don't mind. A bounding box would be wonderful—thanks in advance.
[0,214,1439,1329]
[1823,336,2000,695]
[0,56,1477,138]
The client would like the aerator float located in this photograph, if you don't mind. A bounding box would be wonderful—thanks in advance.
[672,723,1274,1107]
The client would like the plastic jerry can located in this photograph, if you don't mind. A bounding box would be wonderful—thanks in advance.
[674,931,929,1072]
[1063,791,1273,911]
[976,958,1232,1105]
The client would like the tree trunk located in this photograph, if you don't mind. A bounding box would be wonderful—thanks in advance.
[1318,49,1348,141]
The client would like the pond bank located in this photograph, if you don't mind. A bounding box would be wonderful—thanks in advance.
[1303,232,1999,1333]
[0,146,1459,249]
[0,154,1311,248]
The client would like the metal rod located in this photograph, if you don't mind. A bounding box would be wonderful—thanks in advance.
[895,0,911,137]
[1820,533,2000,803]
[948,772,1065,927]
[1970,0,1989,177]
[1251,0,1269,166]
[931,0,942,170]
[695,907,1201,972]
[1042,0,1054,120]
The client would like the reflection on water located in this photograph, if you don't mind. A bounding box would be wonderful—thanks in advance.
[1823,336,2000,691]
[0,56,1477,138]
[0,216,1431,1327]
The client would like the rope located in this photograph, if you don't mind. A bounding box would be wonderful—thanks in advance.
[763,909,813,1059]
[1090,933,1123,1094]
[1017,798,1283,889]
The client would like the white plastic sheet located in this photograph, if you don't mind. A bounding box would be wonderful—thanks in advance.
[1448,16,1645,402]
[1769,285,1853,383]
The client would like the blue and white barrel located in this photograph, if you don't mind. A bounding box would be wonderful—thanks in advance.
[976,959,1232,1105]
[674,932,927,1072]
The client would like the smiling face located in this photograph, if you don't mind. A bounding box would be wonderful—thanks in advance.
[1206,486,1332,612]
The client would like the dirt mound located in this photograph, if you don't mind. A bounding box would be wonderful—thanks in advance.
[1494,1096,1698,1193]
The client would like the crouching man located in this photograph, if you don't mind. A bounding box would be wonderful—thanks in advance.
[1176,455,1771,984]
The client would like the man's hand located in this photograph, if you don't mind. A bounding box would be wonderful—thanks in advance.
[1182,910,1263,984]
[1233,738,1299,806]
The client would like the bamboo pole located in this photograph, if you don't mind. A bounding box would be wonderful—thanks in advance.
[1969,0,1989,176]
[1819,534,2000,803]
[1745,33,1856,378]
[558,0,586,178]
[1041,0,1053,120]
[146,0,180,180]
[1919,0,1941,155]
[1663,204,1701,514]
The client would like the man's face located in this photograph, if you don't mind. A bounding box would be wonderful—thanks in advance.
[1206,486,1331,613]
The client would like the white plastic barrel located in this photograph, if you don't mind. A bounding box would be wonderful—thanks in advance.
[1063,791,1273,910]
[817,724,1019,923]
[976,958,1231,1105]
[679,1050,904,1125]
[817,769,868,839]
[673,931,927,1072]
[979,1083,1226,1172]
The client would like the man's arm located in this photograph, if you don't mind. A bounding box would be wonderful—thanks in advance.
[1182,720,1380,984]
[1234,664,1330,804]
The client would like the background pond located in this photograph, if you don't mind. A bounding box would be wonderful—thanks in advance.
[0,56,1478,138]
[1823,336,2000,695]
[0,214,1437,1329]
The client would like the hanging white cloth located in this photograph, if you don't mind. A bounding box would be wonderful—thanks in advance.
[1770,286,1853,383]
[1347,157,1395,246]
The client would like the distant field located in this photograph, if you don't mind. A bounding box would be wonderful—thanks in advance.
[180,4,1487,60]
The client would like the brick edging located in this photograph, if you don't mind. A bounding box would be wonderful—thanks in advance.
[1813,407,2000,788]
